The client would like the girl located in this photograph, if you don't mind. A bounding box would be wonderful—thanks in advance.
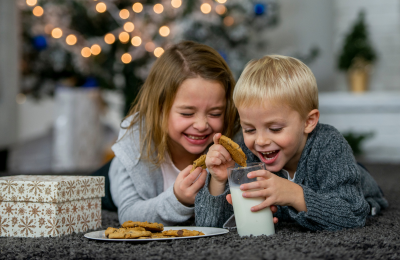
[108,41,239,226]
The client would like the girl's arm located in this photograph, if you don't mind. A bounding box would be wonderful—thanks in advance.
[194,173,234,228]
[109,158,194,226]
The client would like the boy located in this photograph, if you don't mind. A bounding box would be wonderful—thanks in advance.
[195,55,388,231]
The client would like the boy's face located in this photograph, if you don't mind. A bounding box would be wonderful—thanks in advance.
[238,102,309,175]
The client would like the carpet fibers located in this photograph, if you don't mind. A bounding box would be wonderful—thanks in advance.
[1,163,399,260]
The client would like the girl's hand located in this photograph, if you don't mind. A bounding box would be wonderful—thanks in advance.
[174,165,207,207]
[206,133,236,195]
[225,194,279,224]
[238,169,307,213]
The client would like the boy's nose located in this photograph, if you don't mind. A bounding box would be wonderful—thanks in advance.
[255,134,271,146]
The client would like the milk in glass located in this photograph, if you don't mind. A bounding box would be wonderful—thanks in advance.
[230,187,275,236]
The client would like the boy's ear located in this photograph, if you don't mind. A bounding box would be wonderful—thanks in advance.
[304,109,320,134]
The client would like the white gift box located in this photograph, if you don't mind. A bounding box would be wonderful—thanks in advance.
[0,175,105,238]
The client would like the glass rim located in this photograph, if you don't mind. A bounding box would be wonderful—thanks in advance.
[227,162,265,171]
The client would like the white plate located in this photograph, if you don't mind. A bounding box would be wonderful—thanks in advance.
[84,226,229,242]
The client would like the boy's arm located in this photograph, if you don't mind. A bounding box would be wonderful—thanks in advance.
[195,173,234,228]
[286,142,370,231]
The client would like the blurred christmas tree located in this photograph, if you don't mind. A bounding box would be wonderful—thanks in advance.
[20,0,279,114]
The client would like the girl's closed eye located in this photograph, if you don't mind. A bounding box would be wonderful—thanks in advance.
[244,128,255,133]
[180,113,194,117]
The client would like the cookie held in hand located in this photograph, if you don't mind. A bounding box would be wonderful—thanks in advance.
[219,135,247,167]
[190,154,207,173]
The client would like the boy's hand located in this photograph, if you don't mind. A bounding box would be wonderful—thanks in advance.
[206,133,236,195]
[226,194,279,224]
[238,169,307,213]
[174,165,207,207]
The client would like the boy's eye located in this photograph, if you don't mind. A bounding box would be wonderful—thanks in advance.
[270,128,282,132]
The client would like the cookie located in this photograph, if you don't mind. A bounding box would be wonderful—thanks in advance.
[121,221,164,232]
[162,229,205,237]
[124,230,152,239]
[219,135,247,167]
[105,227,118,238]
[190,154,207,173]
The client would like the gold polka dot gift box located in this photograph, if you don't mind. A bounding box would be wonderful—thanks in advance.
[0,175,105,238]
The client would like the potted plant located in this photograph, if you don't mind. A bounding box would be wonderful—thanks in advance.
[338,10,377,92]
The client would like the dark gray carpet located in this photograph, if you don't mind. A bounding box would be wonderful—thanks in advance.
[1,162,399,260]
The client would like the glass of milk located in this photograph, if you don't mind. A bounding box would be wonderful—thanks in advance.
[227,162,275,237]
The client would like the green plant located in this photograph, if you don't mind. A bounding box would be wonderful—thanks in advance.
[342,131,374,156]
[338,10,377,71]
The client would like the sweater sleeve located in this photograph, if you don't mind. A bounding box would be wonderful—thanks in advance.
[286,138,370,231]
[194,173,234,228]
[109,157,194,226]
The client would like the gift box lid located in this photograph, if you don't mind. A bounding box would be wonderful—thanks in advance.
[0,175,105,203]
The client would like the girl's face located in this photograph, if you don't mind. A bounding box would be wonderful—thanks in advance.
[168,77,226,157]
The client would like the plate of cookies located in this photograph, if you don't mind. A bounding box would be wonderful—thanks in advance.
[84,221,229,242]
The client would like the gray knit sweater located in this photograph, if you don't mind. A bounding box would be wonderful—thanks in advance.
[194,123,389,231]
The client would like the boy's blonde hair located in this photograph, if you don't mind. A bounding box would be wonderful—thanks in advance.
[124,41,239,166]
[233,55,318,119]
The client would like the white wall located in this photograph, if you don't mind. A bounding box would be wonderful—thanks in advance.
[0,0,19,149]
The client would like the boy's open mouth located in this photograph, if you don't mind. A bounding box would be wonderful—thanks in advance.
[260,150,279,161]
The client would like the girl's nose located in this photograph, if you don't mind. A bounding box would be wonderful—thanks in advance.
[193,117,209,131]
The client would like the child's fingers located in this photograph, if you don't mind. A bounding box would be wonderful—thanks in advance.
[270,205,278,214]
[273,217,279,224]
[190,169,207,191]
[213,133,222,144]
[250,199,273,212]
[242,188,268,199]
[226,194,232,205]
[247,169,272,179]
[177,165,194,181]
[182,167,204,187]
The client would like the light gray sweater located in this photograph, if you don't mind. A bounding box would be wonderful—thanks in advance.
[109,117,194,226]
[195,123,389,231]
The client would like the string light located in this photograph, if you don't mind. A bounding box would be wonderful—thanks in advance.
[154,47,164,57]
[153,4,164,14]
[171,0,182,8]
[119,9,130,19]
[131,36,142,46]
[124,22,135,32]
[104,33,115,44]
[66,34,77,45]
[224,16,234,26]
[145,42,155,52]
[121,53,132,64]
[159,26,170,37]
[96,2,107,13]
[119,32,130,43]
[200,3,211,14]
[26,0,37,7]
[132,2,143,13]
[51,28,63,38]
[91,44,101,55]
[32,6,43,17]
[81,47,91,58]
[16,93,26,105]
[215,5,226,15]
[216,0,227,3]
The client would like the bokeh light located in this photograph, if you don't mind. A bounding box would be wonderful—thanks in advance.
[119,32,130,43]
[224,16,234,26]
[104,33,115,44]
[124,22,135,32]
[51,28,63,39]
[66,34,77,45]
[171,0,182,8]
[200,3,211,14]
[121,53,132,64]
[91,44,101,55]
[32,6,43,17]
[159,26,170,37]
[154,47,164,57]
[216,0,227,3]
[145,42,155,52]
[215,5,226,15]
[131,36,142,46]
[81,47,91,58]
[132,2,143,13]
[154,4,164,14]
[119,9,130,19]
[96,2,107,13]
[26,0,37,7]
